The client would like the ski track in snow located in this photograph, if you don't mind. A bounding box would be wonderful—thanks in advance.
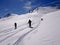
[0,16,39,34]
[0,25,28,43]
[0,14,41,45]
[13,19,41,45]
[0,17,39,37]
[0,22,34,38]
[0,18,36,37]
[0,22,34,43]
[0,17,40,44]
[0,23,28,36]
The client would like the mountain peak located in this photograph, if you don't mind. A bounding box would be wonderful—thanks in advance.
[33,6,59,15]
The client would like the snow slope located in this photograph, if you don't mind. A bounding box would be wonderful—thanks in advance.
[22,10,60,45]
[0,11,40,45]
[0,7,60,45]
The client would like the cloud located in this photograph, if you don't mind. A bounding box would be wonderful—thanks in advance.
[24,1,32,10]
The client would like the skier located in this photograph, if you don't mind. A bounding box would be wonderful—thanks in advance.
[14,23,17,29]
[28,19,33,28]
[41,18,43,21]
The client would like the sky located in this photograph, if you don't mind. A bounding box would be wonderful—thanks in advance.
[0,0,60,17]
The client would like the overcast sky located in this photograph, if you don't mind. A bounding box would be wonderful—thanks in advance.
[0,0,60,17]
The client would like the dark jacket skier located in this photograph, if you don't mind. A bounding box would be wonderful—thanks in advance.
[28,19,33,28]
[14,23,17,29]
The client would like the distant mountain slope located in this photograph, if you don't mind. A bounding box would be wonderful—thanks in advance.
[33,6,59,15]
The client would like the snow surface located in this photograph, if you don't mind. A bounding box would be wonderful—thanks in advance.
[0,7,60,45]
